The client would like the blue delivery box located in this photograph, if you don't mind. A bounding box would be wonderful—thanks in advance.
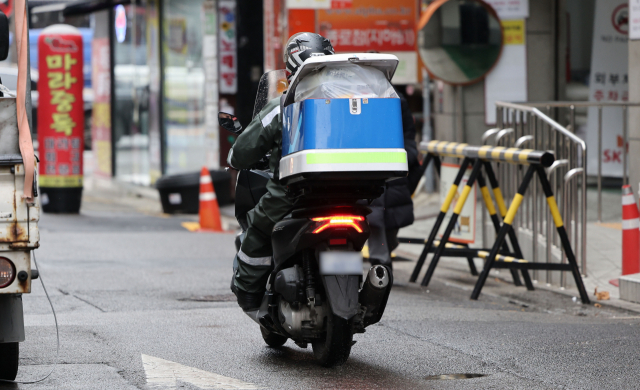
[279,53,408,186]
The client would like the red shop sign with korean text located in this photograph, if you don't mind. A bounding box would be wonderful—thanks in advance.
[317,0,417,53]
[37,25,84,188]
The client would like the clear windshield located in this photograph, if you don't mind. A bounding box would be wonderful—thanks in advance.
[253,69,288,118]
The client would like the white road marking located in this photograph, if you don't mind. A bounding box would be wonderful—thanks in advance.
[141,354,261,389]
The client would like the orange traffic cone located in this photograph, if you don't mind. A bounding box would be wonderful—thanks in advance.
[612,185,640,286]
[198,167,223,232]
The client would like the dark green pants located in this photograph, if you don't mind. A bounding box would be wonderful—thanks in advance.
[234,178,293,293]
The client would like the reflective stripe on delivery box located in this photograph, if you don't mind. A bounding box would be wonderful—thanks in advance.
[279,148,408,180]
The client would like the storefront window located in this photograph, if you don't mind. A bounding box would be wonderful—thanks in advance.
[162,0,207,175]
[113,4,152,185]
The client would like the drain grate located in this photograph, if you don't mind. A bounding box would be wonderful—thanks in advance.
[179,294,236,302]
[425,374,487,380]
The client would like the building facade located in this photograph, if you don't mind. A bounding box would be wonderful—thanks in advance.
[79,0,261,187]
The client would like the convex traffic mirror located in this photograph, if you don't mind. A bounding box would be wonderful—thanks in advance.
[418,0,503,85]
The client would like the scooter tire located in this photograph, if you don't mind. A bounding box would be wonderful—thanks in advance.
[260,326,287,348]
[0,342,19,381]
[312,314,353,367]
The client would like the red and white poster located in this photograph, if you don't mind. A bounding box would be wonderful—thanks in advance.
[90,37,111,178]
[317,0,416,53]
[586,0,628,178]
[317,0,418,84]
[264,0,285,72]
[438,163,476,244]
[219,0,237,94]
[37,26,84,188]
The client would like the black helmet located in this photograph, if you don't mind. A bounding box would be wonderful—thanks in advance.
[284,32,334,81]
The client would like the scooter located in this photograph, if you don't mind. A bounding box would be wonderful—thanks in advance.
[219,53,406,367]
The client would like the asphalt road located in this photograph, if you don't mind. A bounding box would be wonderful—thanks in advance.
[3,198,640,390]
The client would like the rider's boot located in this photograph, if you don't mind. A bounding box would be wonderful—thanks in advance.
[230,253,266,312]
[234,286,263,312]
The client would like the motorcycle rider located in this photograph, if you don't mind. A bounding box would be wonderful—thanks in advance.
[228,32,335,312]
[364,51,421,272]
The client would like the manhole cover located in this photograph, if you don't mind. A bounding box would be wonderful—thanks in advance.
[425,374,486,380]
[179,294,236,302]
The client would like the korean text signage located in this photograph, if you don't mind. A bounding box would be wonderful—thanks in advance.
[630,0,640,40]
[439,163,476,244]
[317,0,416,52]
[37,25,84,188]
[264,0,285,72]
[219,0,237,94]
[317,0,417,84]
[90,37,111,178]
[484,2,529,125]
[586,0,628,178]
[484,0,528,19]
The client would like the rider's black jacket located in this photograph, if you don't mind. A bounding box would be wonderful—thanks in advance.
[383,90,420,230]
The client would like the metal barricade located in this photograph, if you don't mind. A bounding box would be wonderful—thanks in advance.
[498,101,640,222]
[483,102,587,285]
[409,141,590,303]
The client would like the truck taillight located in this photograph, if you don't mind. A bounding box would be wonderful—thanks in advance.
[0,257,15,288]
[311,215,365,234]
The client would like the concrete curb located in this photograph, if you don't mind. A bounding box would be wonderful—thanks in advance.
[394,248,640,315]
[531,278,640,314]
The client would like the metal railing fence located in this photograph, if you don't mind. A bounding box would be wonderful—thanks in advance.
[504,101,640,222]
[480,101,640,284]
[482,102,587,285]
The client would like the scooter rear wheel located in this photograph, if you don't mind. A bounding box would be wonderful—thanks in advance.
[0,342,19,380]
[260,326,288,348]
[312,313,353,367]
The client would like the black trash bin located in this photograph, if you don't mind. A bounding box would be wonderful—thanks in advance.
[156,169,232,214]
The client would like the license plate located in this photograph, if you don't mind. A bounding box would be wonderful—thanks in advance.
[319,252,363,275]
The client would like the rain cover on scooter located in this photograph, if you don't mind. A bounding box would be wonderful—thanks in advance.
[279,53,408,185]
[294,63,399,101]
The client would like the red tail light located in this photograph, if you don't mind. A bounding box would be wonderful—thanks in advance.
[311,215,365,234]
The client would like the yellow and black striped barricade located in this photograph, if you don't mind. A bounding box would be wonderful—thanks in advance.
[470,163,589,303]
[398,237,484,276]
[406,141,590,304]
[408,156,530,289]
[422,140,555,166]
[415,141,554,289]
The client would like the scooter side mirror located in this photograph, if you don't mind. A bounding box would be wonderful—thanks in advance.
[218,112,243,135]
[0,12,8,61]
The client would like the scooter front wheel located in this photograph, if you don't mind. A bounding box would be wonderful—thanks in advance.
[0,342,19,380]
[312,312,353,367]
[260,326,288,348]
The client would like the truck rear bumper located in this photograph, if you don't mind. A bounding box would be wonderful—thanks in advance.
[0,294,24,343]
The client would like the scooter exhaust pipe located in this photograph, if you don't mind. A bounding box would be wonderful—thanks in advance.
[359,265,390,317]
